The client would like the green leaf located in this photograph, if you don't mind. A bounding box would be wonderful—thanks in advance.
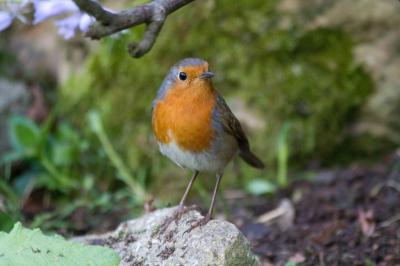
[246,179,277,195]
[0,222,120,266]
[56,123,80,143]
[0,178,19,207]
[13,172,36,197]
[49,122,81,166]
[364,258,376,266]
[0,213,18,232]
[51,142,76,166]
[87,111,102,134]
[277,122,291,187]
[8,116,40,152]
[0,150,29,164]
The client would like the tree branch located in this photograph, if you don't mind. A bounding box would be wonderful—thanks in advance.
[72,0,195,58]
[73,0,117,25]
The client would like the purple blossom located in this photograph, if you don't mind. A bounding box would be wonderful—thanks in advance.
[0,11,13,31]
[0,0,113,40]
[0,0,31,31]
[33,0,95,39]
[33,0,79,24]
[78,13,93,32]
[54,13,93,39]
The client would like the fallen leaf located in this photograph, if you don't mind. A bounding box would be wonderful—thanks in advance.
[288,252,305,264]
[256,199,295,230]
[358,208,375,237]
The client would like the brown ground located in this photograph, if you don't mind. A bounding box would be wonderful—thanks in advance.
[228,156,400,265]
[18,154,400,265]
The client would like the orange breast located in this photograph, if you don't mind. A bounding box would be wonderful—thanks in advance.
[152,82,216,152]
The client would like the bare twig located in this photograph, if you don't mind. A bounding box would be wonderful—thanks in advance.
[380,213,400,228]
[73,0,117,24]
[72,0,195,58]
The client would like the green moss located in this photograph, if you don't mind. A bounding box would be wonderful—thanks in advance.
[258,28,374,163]
[60,0,373,196]
[0,40,17,78]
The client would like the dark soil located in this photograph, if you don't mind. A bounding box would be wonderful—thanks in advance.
[16,154,400,265]
[228,157,400,266]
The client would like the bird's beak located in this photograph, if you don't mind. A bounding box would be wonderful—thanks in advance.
[200,71,215,79]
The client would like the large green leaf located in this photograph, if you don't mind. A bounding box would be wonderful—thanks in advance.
[8,116,40,153]
[0,222,120,266]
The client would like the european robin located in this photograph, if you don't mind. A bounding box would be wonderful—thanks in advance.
[152,58,264,231]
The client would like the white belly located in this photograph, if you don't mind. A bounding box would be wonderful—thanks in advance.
[158,133,238,174]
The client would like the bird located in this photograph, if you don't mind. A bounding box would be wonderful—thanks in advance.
[152,58,264,231]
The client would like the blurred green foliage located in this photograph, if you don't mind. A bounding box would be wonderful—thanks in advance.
[0,40,17,78]
[4,115,82,192]
[60,0,373,196]
[277,122,292,187]
[0,114,145,232]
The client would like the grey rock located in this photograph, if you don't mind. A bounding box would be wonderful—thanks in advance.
[75,207,260,266]
[0,78,31,154]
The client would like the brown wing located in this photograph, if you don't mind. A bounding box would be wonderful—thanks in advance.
[214,93,265,169]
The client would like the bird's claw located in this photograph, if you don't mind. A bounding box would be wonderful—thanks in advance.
[158,205,197,236]
[184,214,211,234]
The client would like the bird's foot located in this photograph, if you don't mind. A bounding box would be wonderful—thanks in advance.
[184,213,211,234]
[158,205,197,236]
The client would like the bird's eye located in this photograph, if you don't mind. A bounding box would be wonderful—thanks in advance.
[178,72,187,81]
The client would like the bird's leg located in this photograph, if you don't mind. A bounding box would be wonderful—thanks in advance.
[158,171,199,235]
[179,170,199,207]
[185,173,222,233]
[171,170,199,222]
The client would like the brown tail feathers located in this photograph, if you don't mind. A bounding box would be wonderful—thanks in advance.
[239,149,265,169]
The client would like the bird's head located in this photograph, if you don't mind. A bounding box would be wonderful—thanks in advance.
[158,58,215,97]
[173,58,214,86]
